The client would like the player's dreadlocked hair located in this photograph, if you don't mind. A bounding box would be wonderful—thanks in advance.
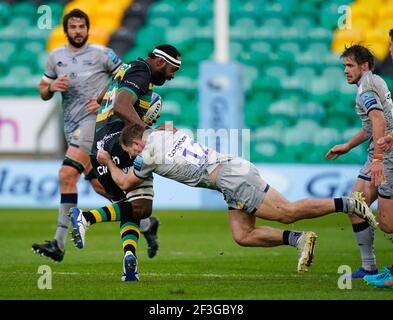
[120,124,146,146]
[341,44,375,71]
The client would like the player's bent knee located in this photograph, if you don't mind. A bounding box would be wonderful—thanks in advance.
[131,199,153,220]
[277,211,296,224]
[232,230,253,247]
[59,165,80,186]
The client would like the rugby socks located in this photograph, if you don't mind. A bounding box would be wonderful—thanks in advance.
[283,230,302,247]
[79,201,139,255]
[352,221,377,271]
[82,201,131,225]
[120,221,140,255]
[334,197,346,212]
[54,193,77,250]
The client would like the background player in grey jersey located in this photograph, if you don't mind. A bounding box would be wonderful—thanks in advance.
[69,123,376,278]
[326,44,393,279]
[32,9,124,262]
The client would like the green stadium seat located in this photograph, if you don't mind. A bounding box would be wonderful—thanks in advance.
[322,66,345,88]
[293,1,319,18]
[12,2,36,21]
[253,19,284,44]
[150,16,172,28]
[307,27,332,44]
[320,3,343,29]
[251,140,284,163]
[324,115,352,129]
[0,2,11,27]
[231,0,267,23]
[282,125,314,162]
[245,92,274,128]
[242,64,259,92]
[313,127,341,147]
[0,66,32,96]
[280,26,305,44]
[293,67,317,90]
[277,42,301,67]
[324,52,342,67]
[280,76,304,95]
[182,1,212,25]
[194,24,214,41]
[291,16,315,30]
[134,26,166,51]
[268,99,299,126]
[47,2,64,19]
[61,0,370,165]
[252,125,284,144]
[299,101,326,123]
[264,65,288,80]
[148,1,177,21]
[307,77,334,104]
[37,53,48,74]
[177,17,202,29]
[9,50,38,72]
[232,17,256,29]
[25,27,50,43]
[249,41,274,63]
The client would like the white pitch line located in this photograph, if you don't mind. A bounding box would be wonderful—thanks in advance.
[49,272,309,279]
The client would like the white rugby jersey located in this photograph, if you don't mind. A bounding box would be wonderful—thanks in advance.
[43,43,122,133]
[356,71,393,141]
[133,130,232,189]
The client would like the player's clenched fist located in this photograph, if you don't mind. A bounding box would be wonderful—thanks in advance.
[49,74,69,92]
[377,134,393,152]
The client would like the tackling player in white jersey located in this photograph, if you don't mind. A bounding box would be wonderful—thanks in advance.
[69,123,377,279]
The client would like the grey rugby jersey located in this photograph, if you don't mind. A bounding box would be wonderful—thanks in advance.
[43,43,122,132]
[356,71,393,142]
[133,130,232,189]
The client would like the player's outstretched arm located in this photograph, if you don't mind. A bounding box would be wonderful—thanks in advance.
[97,149,143,190]
[325,129,367,160]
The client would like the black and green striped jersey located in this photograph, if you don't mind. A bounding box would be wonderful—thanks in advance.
[95,58,154,136]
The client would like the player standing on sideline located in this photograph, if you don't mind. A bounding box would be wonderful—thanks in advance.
[326,44,393,279]
[360,30,393,289]
[32,9,160,262]
[70,45,181,281]
[69,123,377,277]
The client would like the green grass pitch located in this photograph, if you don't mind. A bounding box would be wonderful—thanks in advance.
[0,209,392,300]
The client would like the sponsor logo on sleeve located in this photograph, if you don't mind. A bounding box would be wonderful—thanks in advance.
[133,154,143,171]
[107,49,120,64]
[360,91,378,109]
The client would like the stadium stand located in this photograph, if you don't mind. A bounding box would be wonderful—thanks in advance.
[2,0,393,163]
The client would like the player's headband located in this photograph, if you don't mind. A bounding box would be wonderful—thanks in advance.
[153,48,181,68]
